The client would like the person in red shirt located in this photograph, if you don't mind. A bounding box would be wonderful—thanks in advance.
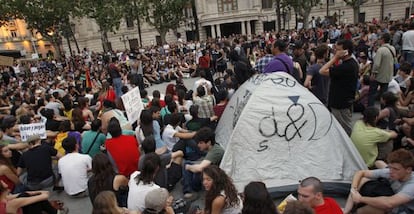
[105,117,140,177]
[298,177,343,214]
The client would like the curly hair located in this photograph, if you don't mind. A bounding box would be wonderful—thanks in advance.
[203,165,240,213]
[0,145,15,173]
[90,153,116,198]
[92,191,122,214]
[242,181,276,214]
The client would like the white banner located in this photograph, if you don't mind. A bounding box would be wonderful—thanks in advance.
[121,87,143,124]
[19,123,47,142]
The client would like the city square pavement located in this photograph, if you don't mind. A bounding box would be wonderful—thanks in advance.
[52,77,358,213]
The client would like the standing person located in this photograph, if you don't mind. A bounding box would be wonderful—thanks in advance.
[108,57,123,98]
[242,181,277,214]
[199,50,213,84]
[402,22,414,67]
[368,33,396,106]
[297,177,342,214]
[319,39,359,136]
[202,165,243,214]
[58,136,91,197]
[304,44,330,105]
[344,149,414,214]
[254,45,274,73]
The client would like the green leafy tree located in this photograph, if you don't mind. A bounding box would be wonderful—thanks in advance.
[344,0,368,23]
[79,0,125,52]
[285,0,321,29]
[140,0,188,44]
[0,0,78,58]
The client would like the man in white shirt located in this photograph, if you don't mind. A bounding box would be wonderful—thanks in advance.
[162,113,195,152]
[58,136,92,197]
[193,70,212,94]
[402,22,414,67]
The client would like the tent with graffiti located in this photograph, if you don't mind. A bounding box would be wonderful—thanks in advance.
[216,72,366,196]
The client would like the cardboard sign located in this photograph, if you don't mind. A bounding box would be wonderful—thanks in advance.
[19,123,47,142]
[121,87,143,124]
[0,55,13,66]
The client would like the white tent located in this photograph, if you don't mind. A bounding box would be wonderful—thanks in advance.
[216,72,366,196]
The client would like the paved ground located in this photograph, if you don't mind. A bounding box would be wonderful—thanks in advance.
[53,77,359,213]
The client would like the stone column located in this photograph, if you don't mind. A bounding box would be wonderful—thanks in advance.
[246,21,251,36]
[256,20,264,34]
[241,21,246,35]
[216,24,221,38]
[210,25,216,38]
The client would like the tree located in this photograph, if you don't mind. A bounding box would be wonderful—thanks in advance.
[344,0,368,23]
[79,0,125,52]
[285,0,321,29]
[0,0,78,58]
[139,0,188,44]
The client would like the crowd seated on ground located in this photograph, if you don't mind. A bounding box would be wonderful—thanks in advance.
[1,17,414,213]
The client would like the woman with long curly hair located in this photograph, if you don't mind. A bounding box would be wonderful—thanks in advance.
[242,181,277,214]
[0,145,20,193]
[88,153,129,207]
[92,191,138,214]
[202,165,242,214]
[71,107,91,132]
[136,109,167,155]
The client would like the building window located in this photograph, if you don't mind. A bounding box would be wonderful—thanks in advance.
[262,0,273,9]
[217,0,238,12]
[126,17,134,28]
[329,0,334,4]
[10,30,17,38]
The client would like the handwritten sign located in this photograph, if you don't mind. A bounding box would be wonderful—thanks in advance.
[19,123,47,142]
[0,55,13,66]
[121,87,143,124]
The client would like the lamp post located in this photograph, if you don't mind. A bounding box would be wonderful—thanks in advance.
[120,35,128,50]
[31,37,38,55]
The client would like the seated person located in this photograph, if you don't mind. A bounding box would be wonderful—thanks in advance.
[297,177,343,214]
[183,127,225,199]
[350,106,398,168]
[186,105,217,131]
[345,149,414,214]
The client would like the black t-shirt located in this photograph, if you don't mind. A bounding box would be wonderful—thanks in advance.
[328,58,359,109]
[46,119,61,132]
[18,143,57,182]
[108,63,121,79]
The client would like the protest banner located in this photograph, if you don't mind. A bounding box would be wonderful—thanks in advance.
[121,87,143,124]
[0,55,13,66]
[19,123,47,142]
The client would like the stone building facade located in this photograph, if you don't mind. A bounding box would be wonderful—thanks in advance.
[0,0,412,56]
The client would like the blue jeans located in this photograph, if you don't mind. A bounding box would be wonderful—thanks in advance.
[182,161,202,194]
[112,77,123,98]
[403,51,414,67]
[368,80,388,107]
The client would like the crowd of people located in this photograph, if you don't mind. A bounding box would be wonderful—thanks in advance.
[0,16,413,214]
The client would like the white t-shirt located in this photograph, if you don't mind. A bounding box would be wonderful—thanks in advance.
[45,101,62,116]
[162,124,182,151]
[127,171,160,212]
[388,79,401,95]
[58,153,92,195]
[193,78,212,93]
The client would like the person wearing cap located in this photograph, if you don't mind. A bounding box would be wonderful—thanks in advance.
[17,135,61,191]
[368,33,396,107]
[143,188,174,214]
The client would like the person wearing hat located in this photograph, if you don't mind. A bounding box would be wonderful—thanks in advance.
[17,135,61,191]
[143,188,174,214]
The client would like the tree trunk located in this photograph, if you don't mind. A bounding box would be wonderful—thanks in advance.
[303,11,310,29]
[66,36,73,57]
[276,0,281,31]
[101,31,110,52]
[353,7,359,24]
[160,30,167,44]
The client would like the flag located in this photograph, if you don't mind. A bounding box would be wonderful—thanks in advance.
[85,68,92,88]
